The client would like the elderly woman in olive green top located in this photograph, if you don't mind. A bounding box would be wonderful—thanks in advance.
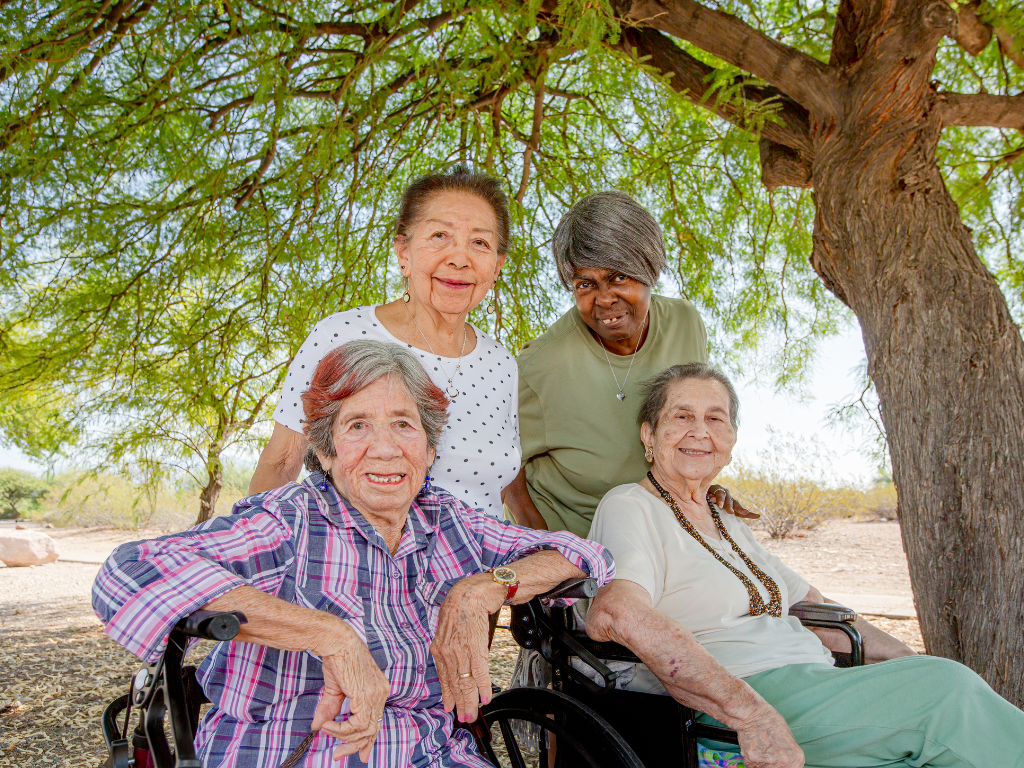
[502,191,746,537]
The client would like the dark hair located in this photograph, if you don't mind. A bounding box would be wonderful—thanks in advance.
[553,190,667,290]
[636,363,740,432]
[394,164,511,255]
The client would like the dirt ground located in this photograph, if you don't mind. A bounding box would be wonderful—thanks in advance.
[0,519,922,767]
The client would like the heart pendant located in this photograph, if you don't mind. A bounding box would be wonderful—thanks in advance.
[447,385,460,399]
[616,393,626,401]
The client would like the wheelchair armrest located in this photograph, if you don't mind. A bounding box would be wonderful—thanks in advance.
[790,601,856,623]
[567,632,642,664]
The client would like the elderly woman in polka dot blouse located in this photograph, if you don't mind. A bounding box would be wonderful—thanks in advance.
[250,165,519,518]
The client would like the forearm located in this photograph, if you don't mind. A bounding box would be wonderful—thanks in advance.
[451,550,586,612]
[587,584,772,730]
[803,586,916,662]
[501,468,548,529]
[249,424,305,494]
[205,585,358,657]
[851,615,916,662]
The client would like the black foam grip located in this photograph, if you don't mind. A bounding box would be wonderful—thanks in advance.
[178,610,247,641]
[538,577,598,600]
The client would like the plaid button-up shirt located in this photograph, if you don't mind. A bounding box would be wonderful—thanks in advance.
[93,473,614,768]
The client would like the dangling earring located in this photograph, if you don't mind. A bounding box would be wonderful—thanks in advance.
[644,444,654,462]
[486,273,500,315]
[402,276,411,304]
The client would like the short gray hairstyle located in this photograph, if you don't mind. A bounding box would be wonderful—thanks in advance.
[552,191,667,290]
[301,340,449,473]
[636,363,740,432]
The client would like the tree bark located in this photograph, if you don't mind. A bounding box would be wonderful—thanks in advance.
[195,443,224,526]
[808,0,1024,704]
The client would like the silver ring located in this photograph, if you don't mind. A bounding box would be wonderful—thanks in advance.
[459,672,473,678]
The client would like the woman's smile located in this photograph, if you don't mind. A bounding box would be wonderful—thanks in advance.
[433,276,474,290]
[678,447,711,457]
[365,472,406,485]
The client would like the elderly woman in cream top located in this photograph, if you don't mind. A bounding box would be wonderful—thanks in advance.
[585,363,1024,768]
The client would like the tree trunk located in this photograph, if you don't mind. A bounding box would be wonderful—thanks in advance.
[809,4,1024,704]
[195,445,224,526]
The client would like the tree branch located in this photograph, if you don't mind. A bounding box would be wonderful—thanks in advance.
[611,27,813,189]
[618,0,837,118]
[939,92,1024,130]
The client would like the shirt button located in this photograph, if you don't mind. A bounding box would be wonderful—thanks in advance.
[416,665,425,674]
[392,571,401,578]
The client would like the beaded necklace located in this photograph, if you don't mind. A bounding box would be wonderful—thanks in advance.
[647,471,783,618]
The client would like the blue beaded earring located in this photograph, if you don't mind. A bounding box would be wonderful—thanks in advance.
[421,476,432,495]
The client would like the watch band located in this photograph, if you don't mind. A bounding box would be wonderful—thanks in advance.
[490,567,519,604]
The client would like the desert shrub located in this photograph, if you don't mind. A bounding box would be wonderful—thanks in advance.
[721,432,863,538]
[37,472,193,530]
[31,458,259,530]
[859,480,898,520]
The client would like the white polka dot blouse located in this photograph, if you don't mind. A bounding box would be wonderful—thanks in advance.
[272,306,521,519]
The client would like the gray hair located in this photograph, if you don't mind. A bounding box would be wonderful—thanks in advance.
[552,191,667,290]
[636,363,740,432]
[301,340,449,473]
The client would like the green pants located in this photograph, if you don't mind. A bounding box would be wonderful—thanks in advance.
[725,657,1024,767]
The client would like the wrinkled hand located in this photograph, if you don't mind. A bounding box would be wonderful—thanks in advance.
[709,484,758,519]
[735,707,804,768]
[430,573,504,724]
[312,626,391,763]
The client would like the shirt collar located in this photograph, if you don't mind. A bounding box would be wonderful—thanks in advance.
[304,471,440,555]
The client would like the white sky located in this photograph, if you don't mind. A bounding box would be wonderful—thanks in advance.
[1,320,881,485]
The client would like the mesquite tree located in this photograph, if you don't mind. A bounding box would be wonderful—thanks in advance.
[3,0,1024,699]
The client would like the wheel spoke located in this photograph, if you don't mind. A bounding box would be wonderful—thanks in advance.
[498,719,529,768]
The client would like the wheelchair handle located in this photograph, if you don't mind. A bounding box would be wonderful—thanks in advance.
[177,610,247,641]
[538,577,598,601]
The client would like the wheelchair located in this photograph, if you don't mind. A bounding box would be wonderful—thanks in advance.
[101,579,862,768]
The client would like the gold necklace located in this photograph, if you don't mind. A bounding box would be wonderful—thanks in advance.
[402,301,467,399]
[647,471,782,618]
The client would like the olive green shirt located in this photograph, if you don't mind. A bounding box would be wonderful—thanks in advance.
[517,294,709,537]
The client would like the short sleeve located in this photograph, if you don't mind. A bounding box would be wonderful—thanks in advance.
[731,523,810,606]
[518,376,546,463]
[697,312,709,363]
[272,324,323,433]
[588,491,666,605]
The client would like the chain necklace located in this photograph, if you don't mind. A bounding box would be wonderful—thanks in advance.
[403,301,467,399]
[597,313,648,402]
[646,471,783,618]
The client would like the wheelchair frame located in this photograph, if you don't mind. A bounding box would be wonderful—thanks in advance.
[101,579,863,768]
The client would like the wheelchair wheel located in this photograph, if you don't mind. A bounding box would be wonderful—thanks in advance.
[475,687,645,768]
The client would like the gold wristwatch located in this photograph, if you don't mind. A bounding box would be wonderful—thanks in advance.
[491,566,519,604]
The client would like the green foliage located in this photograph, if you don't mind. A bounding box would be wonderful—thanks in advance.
[31,460,255,529]
[722,431,883,538]
[0,467,50,519]
[1,0,1022,501]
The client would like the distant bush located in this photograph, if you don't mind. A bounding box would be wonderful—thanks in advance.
[23,460,257,530]
[0,467,51,520]
[721,432,896,538]
[860,481,898,520]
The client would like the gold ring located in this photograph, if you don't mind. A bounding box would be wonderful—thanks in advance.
[459,672,473,678]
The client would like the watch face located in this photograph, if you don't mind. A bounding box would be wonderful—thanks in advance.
[493,567,517,585]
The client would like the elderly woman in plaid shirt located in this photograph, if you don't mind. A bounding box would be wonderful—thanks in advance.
[93,340,614,768]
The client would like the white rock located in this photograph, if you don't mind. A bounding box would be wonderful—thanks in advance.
[0,530,60,567]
